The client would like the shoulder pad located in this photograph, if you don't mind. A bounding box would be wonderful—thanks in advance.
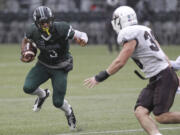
[117,26,139,45]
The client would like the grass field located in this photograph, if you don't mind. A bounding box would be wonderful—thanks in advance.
[0,44,180,135]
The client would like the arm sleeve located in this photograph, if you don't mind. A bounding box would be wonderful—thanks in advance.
[56,22,75,40]
[65,25,75,40]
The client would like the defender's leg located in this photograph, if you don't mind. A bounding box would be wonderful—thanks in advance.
[134,81,162,135]
[135,106,162,135]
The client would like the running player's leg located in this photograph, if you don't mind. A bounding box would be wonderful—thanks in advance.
[51,69,76,129]
[23,62,50,111]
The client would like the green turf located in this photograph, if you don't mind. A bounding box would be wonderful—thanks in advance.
[0,44,180,135]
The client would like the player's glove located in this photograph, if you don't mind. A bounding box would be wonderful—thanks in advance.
[74,30,88,47]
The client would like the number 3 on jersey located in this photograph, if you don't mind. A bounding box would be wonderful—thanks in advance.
[49,50,58,58]
[144,31,159,52]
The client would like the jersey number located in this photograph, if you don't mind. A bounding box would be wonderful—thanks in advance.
[144,31,159,52]
[49,50,58,58]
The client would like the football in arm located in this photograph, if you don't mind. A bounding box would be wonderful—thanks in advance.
[21,42,37,62]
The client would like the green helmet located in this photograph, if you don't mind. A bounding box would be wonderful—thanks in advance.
[33,6,54,34]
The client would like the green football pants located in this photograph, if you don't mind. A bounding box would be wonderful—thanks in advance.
[23,62,68,108]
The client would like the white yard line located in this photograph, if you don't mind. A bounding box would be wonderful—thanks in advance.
[57,127,180,135]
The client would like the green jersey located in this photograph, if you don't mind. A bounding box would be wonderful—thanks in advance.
[25,21,75,67]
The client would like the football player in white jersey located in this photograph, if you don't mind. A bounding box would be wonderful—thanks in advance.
[84,6,180,135]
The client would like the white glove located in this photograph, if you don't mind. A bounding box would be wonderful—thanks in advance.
[74,30,88,43]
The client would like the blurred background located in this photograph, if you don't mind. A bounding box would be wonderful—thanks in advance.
[0,0,179,47]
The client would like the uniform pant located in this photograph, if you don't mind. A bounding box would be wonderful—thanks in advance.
[23,62,68,108]
[135,67,179,115]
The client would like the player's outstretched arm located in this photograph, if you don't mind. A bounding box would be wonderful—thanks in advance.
[73,30,88,47]
[84,40,136,88]
[106,40,136,75]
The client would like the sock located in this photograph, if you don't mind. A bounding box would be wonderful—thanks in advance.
[60,99,72,115]
[32,88,46,98]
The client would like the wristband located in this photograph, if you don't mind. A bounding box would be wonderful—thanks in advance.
[95,70,110,82]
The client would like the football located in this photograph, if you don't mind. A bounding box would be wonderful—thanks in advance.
[21,42,37,62]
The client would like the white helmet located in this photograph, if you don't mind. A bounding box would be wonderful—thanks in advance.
[111,6,138,34]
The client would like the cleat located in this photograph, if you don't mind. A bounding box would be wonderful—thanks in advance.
[65,107,76,130]
[33,89,50,112]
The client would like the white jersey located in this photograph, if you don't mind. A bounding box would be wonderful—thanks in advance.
[117,25,169,78]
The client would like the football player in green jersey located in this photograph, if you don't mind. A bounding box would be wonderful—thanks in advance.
[21,6,88,130]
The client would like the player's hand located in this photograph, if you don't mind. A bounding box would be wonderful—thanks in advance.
[21,57,31,63]
[74,37,87,47]
[84,77,99,88]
